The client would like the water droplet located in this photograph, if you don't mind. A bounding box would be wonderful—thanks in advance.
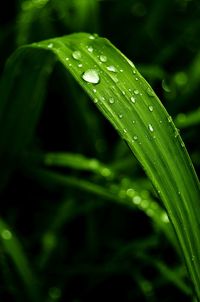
[148,105,154,112]
[132,120,135,124]
[133,70,136,74]
[120,69,123,72]
[133,135,138,140]
[109,98,115,104]
[87,46,94,52]
[119,114,123,119]
[148,124,154,132]
[123,129,127,133]
[82,69,100,84]
[89,35,95,40]
[94,98,98,103]
[134,89,139,95]
[99,55,107,62]
[1,229,12,240]
[127,59,135,67]
[181,141,185,148]
[93,88,97,93]
[72,50,82,60]
[78,63,83,68]
[174,129,179,138]
[122,91,126,95]
[131,96,136,103]
[147,87,154,97]
[133,196,141,204]
[107,65,117,72]
[48,43,53,48]
[65,57,69,61]
[168,116,172,123]
[135,77,138,81]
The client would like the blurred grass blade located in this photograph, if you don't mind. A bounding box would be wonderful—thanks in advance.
[23,151,114,178]
[175,108,200,129]
[0,33,200,299]
[0,219,40,301]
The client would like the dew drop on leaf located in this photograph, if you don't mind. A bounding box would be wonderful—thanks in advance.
[87,46,94,52]
[147,87,154,97]
[168,116,172,123]
[107,65,117,72]
[134,89,139,95]
[48,43,53,48]
[148,105,154,112]
[148,124,154,132]
[131,96,136,103]
[99,55,107,62]
[72,50,82,60]
[82,69,100,84]
[109,98,115,104]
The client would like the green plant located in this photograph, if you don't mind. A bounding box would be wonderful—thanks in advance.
[0,32,200,301]
[1,1,200,302]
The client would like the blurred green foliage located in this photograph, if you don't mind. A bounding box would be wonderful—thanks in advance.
[0,0,200,301]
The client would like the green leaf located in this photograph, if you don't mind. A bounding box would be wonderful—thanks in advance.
[0,33,200,300]
[0,219,40,301]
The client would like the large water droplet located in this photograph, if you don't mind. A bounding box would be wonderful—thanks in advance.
[134,89,139,95]
[72,50,82,60]
[99,55,107,62]
[107,65,117,72]
[148,124,154,132]
[82,69,100,84]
